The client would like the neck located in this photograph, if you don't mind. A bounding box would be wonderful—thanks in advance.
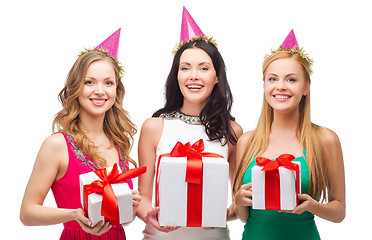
[271,109,300,137]
[180,100,205,116]
[78,112,106,138]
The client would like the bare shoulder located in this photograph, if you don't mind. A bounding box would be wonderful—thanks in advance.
[317,127,341,148]
[230,120,243,138]
[317,127,343,167]
[237,130,254,148]
[140,117,163,135]
[139,117,164,148]
[34,133,68,178]
[41,133,67,153]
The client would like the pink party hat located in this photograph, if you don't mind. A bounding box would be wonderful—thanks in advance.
[266,29,313,74]
[281,29,299,50]
[180,6,206,43]
[94,28,121,59]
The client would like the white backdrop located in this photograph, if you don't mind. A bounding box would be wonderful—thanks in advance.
[1,0,370,239]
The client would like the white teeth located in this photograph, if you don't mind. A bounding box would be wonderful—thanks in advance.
[275,95,289,99]
[187,85,202,89]
[92,99,105,104]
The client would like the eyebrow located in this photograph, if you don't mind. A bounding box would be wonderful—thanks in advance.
[286,73,297,77]
[84,76,115,80]
[267,73,297,77]
[179,62,212,66]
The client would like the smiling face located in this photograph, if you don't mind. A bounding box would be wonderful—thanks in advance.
[78,59,117,119]
[263,57,309,115]
[177,47,218,111]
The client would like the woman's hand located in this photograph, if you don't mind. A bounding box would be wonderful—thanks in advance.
[291,194,318,214]
[132,190,141,212]
[145,207,180,233]
[74,208,112,236]
[235,183,253,207]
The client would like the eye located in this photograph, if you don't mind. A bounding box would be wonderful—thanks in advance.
[201,67,208,71]
[288,78,297,82]
[105,80,115,86]
[268,77,276,82]
[180,67,189,71]
[84,80,94,85]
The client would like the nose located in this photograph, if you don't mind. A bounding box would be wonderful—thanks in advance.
[94,82,105,95]
[276,79,287,91]
[189,69,199,80]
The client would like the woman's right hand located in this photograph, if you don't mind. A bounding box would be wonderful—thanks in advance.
[235,183,253,207]
[145,207,180,233]
[74,208,112,236]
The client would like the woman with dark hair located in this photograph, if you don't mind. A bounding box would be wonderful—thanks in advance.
[152,40,237,145]
[137,7,242,240]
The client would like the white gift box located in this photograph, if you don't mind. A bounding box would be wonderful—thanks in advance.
[157,156,229,227]
[79,166,133,226]
[252,161,301,210]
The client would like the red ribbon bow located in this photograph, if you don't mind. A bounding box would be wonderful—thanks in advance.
[256,154,300,172]
[155,139,223,227]
[255,154,300,210]
[83,163,147,226]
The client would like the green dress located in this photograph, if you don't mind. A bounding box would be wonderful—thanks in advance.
[241,152,321,240]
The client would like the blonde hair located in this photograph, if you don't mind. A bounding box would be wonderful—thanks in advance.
[53,51,137,168]
[233,51,329,202]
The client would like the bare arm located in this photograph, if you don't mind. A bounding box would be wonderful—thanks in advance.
[292,128,346,223]
[20,133,79,226]
[136,118,162,221]
[226,121,243,221]
[137,117,180,232]
[20,133,111,235]
[233,131,253,223]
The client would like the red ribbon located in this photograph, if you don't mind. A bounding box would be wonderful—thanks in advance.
[83,163,147,226]
[256,154,300,210]
[155,139,223,227]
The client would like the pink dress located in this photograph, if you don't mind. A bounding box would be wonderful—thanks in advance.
[51,132,133,240]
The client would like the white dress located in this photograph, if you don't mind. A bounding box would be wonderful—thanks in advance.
[142,111,230,240]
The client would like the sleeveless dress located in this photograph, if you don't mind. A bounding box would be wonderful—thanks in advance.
[241,151,321,240]
[142,110,230,240]
[51,132,133,240]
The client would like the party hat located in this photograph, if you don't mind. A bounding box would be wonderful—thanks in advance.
[94,28,121,59]
[281,29,299,50]
[265,29,312,73]
[180,6,206,43]
[173,6,217,54]
[78,28,124,76]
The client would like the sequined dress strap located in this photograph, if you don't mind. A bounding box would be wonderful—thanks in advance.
[63,132,127,171]
[160,110,202,125]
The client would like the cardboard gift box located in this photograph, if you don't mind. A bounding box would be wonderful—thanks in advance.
[155,139,229,227]
[252,154,301,210]
[79,163,146,226]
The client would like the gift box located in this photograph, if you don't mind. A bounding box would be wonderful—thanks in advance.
[252,154,301,210]
[155,139,229,227]
[79,163,146,226]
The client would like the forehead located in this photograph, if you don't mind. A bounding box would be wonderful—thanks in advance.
[179,48,212,64]
[85,59,116,75]
[266,58,303,74]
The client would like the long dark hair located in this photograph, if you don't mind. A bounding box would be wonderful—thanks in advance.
[153,40,237,145]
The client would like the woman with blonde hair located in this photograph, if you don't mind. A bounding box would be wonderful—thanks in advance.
[233,30,345,240]
[20,29,140,239]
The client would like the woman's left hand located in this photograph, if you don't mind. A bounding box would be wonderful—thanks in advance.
[281,194,318,214]
[132,190,141,212]
[291,194,318,214]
